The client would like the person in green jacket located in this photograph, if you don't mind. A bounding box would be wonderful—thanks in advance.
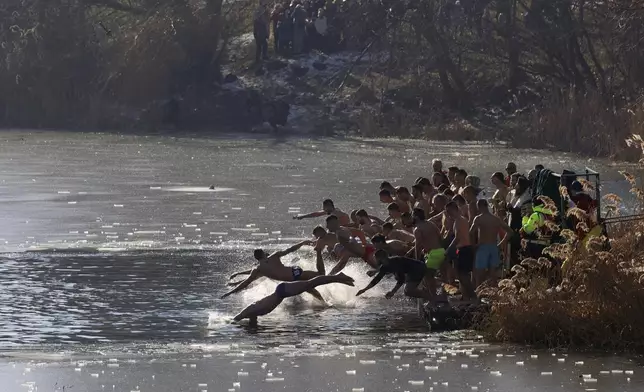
[520,198,555,258]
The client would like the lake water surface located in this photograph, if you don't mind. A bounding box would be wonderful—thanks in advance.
[0,131,640,392]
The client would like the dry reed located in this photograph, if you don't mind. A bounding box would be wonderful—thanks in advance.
[477,144,644,351]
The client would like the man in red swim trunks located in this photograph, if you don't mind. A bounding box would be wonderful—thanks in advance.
[326,215,377,274]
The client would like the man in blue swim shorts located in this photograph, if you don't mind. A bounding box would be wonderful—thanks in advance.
[469,199,514,289]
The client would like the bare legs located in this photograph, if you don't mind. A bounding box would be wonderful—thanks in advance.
[233,274,355,323]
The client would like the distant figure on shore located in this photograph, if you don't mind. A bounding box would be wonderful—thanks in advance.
[505,162,517,186]
[253,3,270,63]
[222,240,327,304]
[233,273,355,324]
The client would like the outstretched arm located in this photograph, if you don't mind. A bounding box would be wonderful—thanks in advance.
[294,211,326,220]
[274,240,312,258]
[229,269,253,280]
[356,271,386,296]
[369,215,385,225]
[221,269,261,299]
[497,218,514,246]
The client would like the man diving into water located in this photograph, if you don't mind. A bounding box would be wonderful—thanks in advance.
[222,240,328,303]
[325,215,376,274]
[233,273,355,324]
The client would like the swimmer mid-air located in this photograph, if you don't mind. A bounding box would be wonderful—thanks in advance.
[222,240,328,303]
[233,273,355,324]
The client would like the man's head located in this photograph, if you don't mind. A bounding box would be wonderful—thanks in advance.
[477,199,489,213]
[462,185,477,202]
[412,208,426,224]
[253,249,267,260]
[379,189,394,204]
[371,234,387,249]
[322,199,335,214]
[326,214,339,232]
[387,202,401,219]
[401,212,413,228]
[432,193,448,212]
[312,225,326,239]
[515,176,530,195]
[380,181,395,194]
[510,172,522,188]
[534,164,544,172]
[452,194,466,207]
[396,186,411,201]
[350,209,359,224]
[506,162,517,176]
[455,169,468,185]
[443,188,455,198]
[432,159,443,173]
[447,166,459,181]
[411,184,424,200]
[445,201,460,219]
[356,209,370,224]
[375,249,390,266]
[382,222,394,235]
[491,171,505,187]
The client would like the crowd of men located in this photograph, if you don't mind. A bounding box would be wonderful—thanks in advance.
[223,159,598,324]
[253,0,343,62]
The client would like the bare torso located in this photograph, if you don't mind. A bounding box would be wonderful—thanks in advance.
[414,221,442,255]
[453,216,472,248]
[333,209,351,226]
[474,212,503,245]
[386,239,412,256]
[315,233,338,252]
[257,256,294,281]
[360,221,382,237]
[414,199,432,218]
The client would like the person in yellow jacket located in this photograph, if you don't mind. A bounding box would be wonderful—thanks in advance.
[520,198,555,259]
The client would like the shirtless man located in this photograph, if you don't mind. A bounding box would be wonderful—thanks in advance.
[356,250,431,301]
[326,215,376,274]
[222,241,327,303]
[447,166,459,185]
[380,181,396,195]
[428,193,448,223]
[396,187,415,212]
[490,171,510,218]
[412,208,446,304]
[470,199,513,288]
[400,212,415,234]
[432,159,444,174]
[387,202,403,228]
[371,234,412,256]
[416,178,437,206]
[412,184,432,217]
[312,225,337,252]
[462,186,479,225]
[452,169,467,194]
[356,209,382,237]
[445,201,476,301]
[232,273,355,325]
[382,222,415,244]
[294,199,350,226]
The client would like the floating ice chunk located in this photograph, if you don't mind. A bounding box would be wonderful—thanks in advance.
[425,366,439,371]
[267,373,273,377]
[198,384,208,388]
[261,363,267,369]
[490,371,502,376]
[530,355,538,359]
[238,372,249,377]
[409,380,424,385]
[402,364,410,368]
[611,370,623,374]
[346,370,356,375]
[516,362,524,366]
[190,364,197,368]
[461,364,468,369]
[558,358,565,363]
[626,370,634,375]
[628,378,631,382]
[266,378,285,382]
[75,368,82,372]
[233,382,240,388]
[91,374,99,378]
[360,360,376,365]
[471,387,478,391]
[442,382,449,386]
[575,361,585,366]
[351,389,364,392]
[582,374,592,379]
[599,371,609,375]
[496,354,504,357]
[393,356,401,360]
[541,372,553,376]
[182,364,187,367]
[107,364,119,368]
[583,378,598,383]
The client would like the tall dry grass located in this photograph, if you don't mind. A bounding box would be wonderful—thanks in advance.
[477,150,644,351]
[513,91,644,159]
